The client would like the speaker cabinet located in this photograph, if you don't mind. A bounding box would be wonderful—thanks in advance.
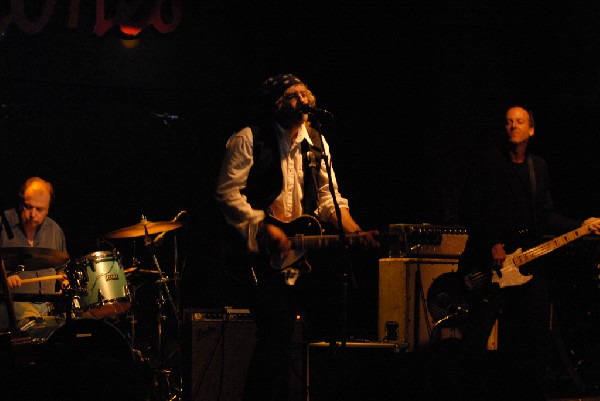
[378,258,460,351]
[378,258,410,346]
[307,341,400,401]
[183,308,304,401]
[378,258,499,351]
[182,309,251,401]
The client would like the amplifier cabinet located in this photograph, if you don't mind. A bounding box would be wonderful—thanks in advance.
[182,308,304,401]
[378,258,459,351]
[182,308,253,401]
[306,341,401,401]
[387,224,467,258]
[378,258,410,347]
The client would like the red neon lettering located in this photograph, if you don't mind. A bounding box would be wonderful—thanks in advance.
[151,0,182,34]
[6,0,56,35]
[0,0,181,37]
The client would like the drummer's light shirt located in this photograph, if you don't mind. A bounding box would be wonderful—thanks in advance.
[1,208,66,251]
[1,207,67,328]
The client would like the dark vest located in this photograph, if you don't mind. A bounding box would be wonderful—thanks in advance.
[243,124,323,214]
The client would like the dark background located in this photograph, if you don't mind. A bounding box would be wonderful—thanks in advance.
[1,1,599,341]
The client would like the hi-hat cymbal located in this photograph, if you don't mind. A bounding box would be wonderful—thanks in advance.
[104,219,185,239]
[1,247,70,271]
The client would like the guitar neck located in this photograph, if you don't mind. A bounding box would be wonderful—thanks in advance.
[514,220,598,268]
[270,214,366,250]
[288,233,365,250]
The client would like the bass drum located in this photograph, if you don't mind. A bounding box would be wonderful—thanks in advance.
[33,318,147,401]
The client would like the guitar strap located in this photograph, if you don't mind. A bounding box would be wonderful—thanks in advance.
[301,127,323,215]
[527,155,537,229]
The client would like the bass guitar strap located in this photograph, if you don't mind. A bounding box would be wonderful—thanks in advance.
[527,155,537,229]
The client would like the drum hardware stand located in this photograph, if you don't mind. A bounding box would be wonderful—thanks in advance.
[63,264,89,322]
[0,214,19,331]
[127,280,147,353]
[144,226,182,401]
[125,256,144,351]
[0,258,18,332]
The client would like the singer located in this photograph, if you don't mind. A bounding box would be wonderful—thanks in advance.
[214,74,379,401]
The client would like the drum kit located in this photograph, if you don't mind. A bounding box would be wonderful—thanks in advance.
[1,214,188,401]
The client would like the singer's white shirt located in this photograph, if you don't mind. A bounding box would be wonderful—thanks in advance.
[215,123,349,252]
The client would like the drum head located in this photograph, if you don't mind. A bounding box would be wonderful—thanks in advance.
[77,250,121,264]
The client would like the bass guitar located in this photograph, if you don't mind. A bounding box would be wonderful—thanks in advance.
[464,218,600,290]
[428,218,599,323]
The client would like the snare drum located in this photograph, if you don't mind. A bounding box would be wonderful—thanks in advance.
[73,251,131,317]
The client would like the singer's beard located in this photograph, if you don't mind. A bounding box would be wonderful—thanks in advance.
[275,104,305,129]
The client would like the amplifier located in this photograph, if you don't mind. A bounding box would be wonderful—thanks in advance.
[378,258,497,352]
[307,341,401,401]
[388,223,468,259]
[182,308,252,401]
[182,308,304,401]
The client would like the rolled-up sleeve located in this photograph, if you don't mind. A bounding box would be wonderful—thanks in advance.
[214,128,265,252]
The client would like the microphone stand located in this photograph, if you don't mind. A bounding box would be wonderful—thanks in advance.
[171,230,184,401]
[313,116,353,399]
[0,210,17,331]
[0,258,17,332]
[143,225,181,401]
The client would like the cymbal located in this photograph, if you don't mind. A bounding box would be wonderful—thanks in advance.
[1,247,70,271]
[104,219,185,239]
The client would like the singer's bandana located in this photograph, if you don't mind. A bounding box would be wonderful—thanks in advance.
[260,74,304,104]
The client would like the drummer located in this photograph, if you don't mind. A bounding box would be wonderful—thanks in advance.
[1,177,67,328]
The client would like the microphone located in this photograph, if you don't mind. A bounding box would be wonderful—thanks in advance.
[153,211,188,247]
[151,111,180,124]
[301,104,333,118]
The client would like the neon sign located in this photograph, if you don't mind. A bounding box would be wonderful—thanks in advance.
[0,0,182,36]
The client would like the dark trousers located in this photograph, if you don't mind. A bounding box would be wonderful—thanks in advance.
[243,274,297,401]
[463,275,551,386]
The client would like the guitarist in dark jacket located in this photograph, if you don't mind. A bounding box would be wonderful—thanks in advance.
[458,105,600,384]
[215,74,378,401]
